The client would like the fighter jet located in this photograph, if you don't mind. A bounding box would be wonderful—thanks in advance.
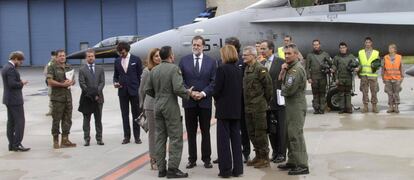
[66,35,142,59]
[130,0,414,61]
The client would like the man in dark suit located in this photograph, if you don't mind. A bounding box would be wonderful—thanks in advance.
[1,51,30,152]
[260,40,287,163]
[78,49,105,146]
[113,42,143,144]
[179,35,216,169]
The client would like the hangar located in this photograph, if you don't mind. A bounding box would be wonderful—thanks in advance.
[0,0,206,66]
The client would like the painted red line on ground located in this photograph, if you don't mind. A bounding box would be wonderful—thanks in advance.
[97,118,217,180]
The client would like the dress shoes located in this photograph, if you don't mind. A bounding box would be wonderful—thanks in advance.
[84,141,90,146]
[243,155,250,163]
[121,139,130,144]
[288,166,309,175]
[166,168,188,178]
[277,163,295,171]
[204,162,213,168]
[186,162,196,169]
[273,155,286,163]
[213,158,219,164]
[97,140,105,145]
[135,139,142,144]
[218,173,231,178]
[12,144,30,152]
[158,170,167,177]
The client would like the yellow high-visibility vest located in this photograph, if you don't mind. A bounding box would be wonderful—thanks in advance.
[278,47,285,60]
[358,49,379,77]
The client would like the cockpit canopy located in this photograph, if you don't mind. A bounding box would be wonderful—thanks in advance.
[246,0,289,9]
[94,35,141,48]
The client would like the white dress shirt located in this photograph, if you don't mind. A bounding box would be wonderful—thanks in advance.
[122,53,131,73]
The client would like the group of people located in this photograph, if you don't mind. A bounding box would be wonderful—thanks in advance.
[142,35,309,178]
[302,37,403,114]
[2,34,404,178]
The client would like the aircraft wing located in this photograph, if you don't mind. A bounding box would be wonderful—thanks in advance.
[252,12,414,25]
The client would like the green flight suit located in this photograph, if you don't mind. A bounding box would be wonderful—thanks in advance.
[47,63,73,136]
[243,61,273,155]
[332,54,356,112]
[282,60,308,167]
[305,51,331,112]
[145,60,189,171]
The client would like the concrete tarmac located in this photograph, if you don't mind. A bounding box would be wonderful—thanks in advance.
[1,66,414,180]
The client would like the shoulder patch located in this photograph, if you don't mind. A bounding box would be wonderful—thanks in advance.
[178,69,182,75]
[287,76,294,85]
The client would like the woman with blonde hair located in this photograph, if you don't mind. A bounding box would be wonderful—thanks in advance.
[139,48,161,169]
[382,44,404,113]
[213,45,243,178]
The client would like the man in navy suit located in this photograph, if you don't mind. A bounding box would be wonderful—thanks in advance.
[113,42,143,144]
[179,36,216,169]
[1,51,30,152]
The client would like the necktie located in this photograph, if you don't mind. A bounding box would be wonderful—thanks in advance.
[89,64,95,78]
[195,57,200,74]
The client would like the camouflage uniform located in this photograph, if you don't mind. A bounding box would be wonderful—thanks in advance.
[281,60,308,168]
[243,61,273,167]
[145,60,189,172]
[47,63,73,136]
[332,54,356,112]
[305,51,331,113]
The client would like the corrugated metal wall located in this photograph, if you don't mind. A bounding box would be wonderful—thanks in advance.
[0,0,206,66]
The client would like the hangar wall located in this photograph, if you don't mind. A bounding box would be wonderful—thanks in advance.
[0,0,206,66]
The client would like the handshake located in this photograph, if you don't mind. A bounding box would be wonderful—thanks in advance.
[187,86,205,101]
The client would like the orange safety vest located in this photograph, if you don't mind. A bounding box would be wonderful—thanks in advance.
[383,54,402,80]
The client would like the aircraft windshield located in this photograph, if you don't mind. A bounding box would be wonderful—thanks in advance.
[94,36,140,48]
[289,0,354,7]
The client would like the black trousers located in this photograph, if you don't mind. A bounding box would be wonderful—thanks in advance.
[83,103,103,141]
[6,105,25,148]
[217,119,243,176]
[239,106,250,158]
[185,106,212,163]
[267,108,287,158]
[119,95,140,140]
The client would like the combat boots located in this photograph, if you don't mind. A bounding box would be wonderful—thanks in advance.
[386,105,394,113]
[362,104,369,113]
[246,153,259,166]
[395,104,400,113]
[53,135,60,149]
[254,152,270,168]
[60,135,76,148]
[372,104,379,113]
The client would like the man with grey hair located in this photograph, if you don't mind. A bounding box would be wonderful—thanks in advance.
[2,51,30,152]
[242,46,273,168]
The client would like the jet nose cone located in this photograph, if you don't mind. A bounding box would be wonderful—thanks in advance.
[130,29,181,60]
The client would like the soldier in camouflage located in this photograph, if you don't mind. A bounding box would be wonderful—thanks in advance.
[46,49,76,149]
[242,46,273,168]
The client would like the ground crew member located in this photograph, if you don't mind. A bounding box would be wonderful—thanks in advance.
[305,39,332,114]
[44,51,56,116]
[332,42,359,114]
[278,43,309,175]
[242,46,273,168]
[358,37,380,113]
[47,49,76,149]
[382,44,403,113]
[277,35,292,60]
[145,46,192,178]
